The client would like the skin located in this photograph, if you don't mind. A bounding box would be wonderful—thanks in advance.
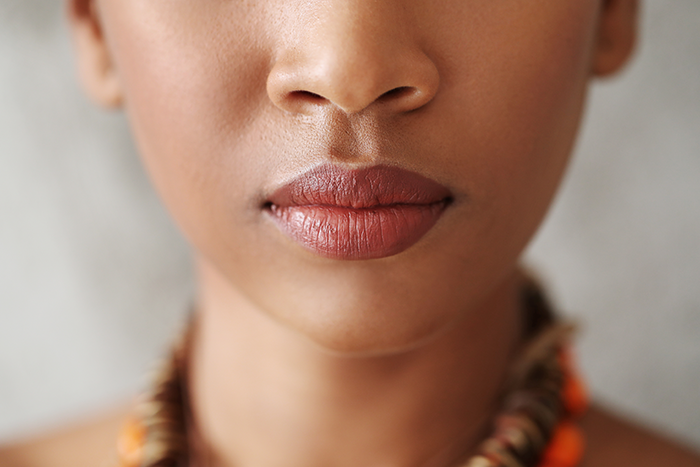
[71,0,610,354]
[3,0,700,466]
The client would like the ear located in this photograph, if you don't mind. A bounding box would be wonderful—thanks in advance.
[66,0,123,107]
[593,0,639,77]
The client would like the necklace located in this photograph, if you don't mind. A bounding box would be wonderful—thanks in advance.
[116,280,587,467]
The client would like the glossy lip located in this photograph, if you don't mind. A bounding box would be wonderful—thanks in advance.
[264,165,453,260]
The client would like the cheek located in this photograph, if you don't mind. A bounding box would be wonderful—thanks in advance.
[431,1,599,249]
[101,1,276,246]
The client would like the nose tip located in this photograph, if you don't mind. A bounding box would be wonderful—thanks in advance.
[266,11,440,116]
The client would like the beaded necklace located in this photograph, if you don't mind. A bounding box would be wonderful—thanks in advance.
[116,282,587,467]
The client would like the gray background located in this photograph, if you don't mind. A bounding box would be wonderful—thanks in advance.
[1,0,699,450]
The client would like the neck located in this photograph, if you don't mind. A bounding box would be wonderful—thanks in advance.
[188,261,525,467]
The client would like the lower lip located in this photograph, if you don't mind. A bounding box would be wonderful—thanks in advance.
[268,201,448,260]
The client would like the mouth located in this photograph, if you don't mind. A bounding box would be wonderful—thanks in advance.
[264,165,453,260]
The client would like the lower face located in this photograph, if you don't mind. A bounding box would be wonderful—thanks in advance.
[98,0,599,353]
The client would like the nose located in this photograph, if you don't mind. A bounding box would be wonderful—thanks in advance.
[266,1,440,116]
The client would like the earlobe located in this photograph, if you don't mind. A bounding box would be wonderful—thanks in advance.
[592,0,640,77]
[67,0,123,108]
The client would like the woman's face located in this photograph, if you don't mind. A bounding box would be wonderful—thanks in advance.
[72,0,635,353]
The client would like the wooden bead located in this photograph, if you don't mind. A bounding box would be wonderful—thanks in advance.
[463,455,497,467]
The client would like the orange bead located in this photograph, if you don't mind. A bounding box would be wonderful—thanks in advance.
[538,421,585,467]
[117,417,146,467]
[563,375,588,418]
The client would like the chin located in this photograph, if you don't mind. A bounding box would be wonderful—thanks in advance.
[272,293,459,357]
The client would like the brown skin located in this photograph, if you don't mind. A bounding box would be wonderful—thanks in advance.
[3,0,700,466]
[71,0,610,354]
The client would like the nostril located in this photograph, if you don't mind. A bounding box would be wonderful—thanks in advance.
[378,86,415,102]
[289,90,326,104]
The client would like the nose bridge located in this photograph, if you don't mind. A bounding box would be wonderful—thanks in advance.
[267,0,439,115]
[318,0,405,74]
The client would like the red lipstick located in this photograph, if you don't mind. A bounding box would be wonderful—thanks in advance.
[265,165,452,260]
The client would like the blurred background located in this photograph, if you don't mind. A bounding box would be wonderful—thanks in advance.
[1,0,699,450]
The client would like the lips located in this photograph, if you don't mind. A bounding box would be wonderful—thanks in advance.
[265,165,452,260]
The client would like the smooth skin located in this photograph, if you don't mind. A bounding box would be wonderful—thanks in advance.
[2,0,700,466]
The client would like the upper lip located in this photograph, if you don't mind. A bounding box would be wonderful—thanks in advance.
[266,164,453,209]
